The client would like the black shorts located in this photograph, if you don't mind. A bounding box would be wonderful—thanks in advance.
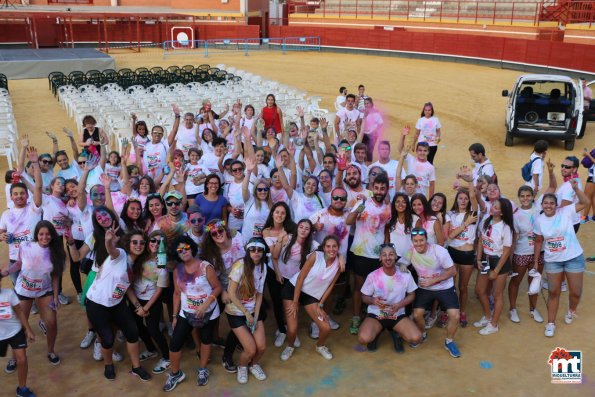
[0,329,27,357]
[227,310,267,329]
[187,193,199,200]
[366,313,407,330]
[413,287,460,310]
[448,247,475,266]
[281,282,319,306]
[587,176,593,184]
[351,254,381,279]
[484,255,511,276]
[16,290,53,301]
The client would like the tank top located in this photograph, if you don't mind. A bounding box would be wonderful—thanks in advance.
[177,261,220,320]
[289,251,339,300]
[83,127,101,154]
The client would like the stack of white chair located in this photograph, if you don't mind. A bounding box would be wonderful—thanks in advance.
[0,88,19,169]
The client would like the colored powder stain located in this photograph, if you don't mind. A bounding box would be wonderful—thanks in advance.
[468,389,476,393]
[353,344,367,352]
[304,385,315,396]
[480,361,493,369]
[320,367,341,388]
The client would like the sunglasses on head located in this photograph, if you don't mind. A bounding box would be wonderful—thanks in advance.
[190,217,205,224]
[166,201,181,207]
[147,193,161,200]
[256,187,270,192]
[149,237,162,244]
[380,243,395,248]
[204,220,226,234]
[332,195,347,202]
[248,247,264,253]
[176,245,191,253]
[131,239,146,246]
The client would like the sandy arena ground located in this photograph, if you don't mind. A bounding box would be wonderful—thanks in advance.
[2,49,594,397]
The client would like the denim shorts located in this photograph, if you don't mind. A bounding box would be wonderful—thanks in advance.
[544,254,585,274]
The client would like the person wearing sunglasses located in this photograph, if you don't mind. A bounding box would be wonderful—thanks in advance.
[156,191,189,244]
[241,158,272,243]
[129,230,170,375]
[555,156,583,233]
[162,236,221,391]
[397,227,461,358]
[84,228,152,381]
[358,244,421,352]
[533,180,589,337]
[225,238,268,384]
[185,206,206,255]
[50,128,84,183]
[225,160,248,233]
[17,138,55,195]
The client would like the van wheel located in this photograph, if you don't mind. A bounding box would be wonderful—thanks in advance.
[564,139,575,150]
[505,131,514,147]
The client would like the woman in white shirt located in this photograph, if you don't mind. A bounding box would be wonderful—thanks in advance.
[12,220,64,366]
[385,192,414,258]
[280,235,342,361]
[474,198,514,336]
[225,238,268,385]
[414,102,441,164]
[242,158,272,242]
[533,181,589,337]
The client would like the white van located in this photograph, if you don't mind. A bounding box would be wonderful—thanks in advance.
[501,74,591,150]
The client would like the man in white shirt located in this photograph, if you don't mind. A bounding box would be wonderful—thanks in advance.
[402,141,436,198]
[468,143,496,185]
[371,141,406,201]
[334,94,362,138]
[335,86,347,110]
[142,106,180,179]
[556,156,583,231]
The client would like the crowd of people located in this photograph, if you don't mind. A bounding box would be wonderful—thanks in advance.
[0,87,592,396]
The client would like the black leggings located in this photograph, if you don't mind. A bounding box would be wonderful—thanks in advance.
[86,298,139,349]
[266,269,287,334]
[66,239,84,294]
[427,145,438,165]
[131,297,169,359]
[169,315,215,352]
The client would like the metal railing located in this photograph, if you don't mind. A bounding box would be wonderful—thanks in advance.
[288,0,595,27]
[162,37,321,59]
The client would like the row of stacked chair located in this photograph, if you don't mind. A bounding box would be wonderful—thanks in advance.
[0,74,8,92]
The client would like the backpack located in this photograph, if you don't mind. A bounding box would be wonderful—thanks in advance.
[521,157,540,182]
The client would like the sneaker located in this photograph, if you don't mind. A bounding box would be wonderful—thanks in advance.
[5,358,16,374]
[315,345,333,360]
[409,332,427,348]
[47,353,60,365]
[389,330,404,353]
[332,297,346,315]
[561,281,568,292]
[579,215,588,224]
[478,323,499,335]
[444,340,461,358]
[545,322,556,337]
[274,330,286,347]
[163,370,186,392]
[93,340,102,361]
[294,335,301,348]
[280,346,295,361]
[80,330,96,349]
[196,367,209,386]
[587,256,595,262]
[366,335,379,352]
[112,351,123,362]
[31,302,38,315]
[328,316,340,330]
[16,386,36,397]
[310,322,320,339]
[459,312,468,328]
[140,350,158,362]
[222,356,237,373]
[424,312,438,329]
[564,310,578,325]
[104,364,116,381]
[349,317,361,335]
[473,316,490,328]
[38,320,47,336]
[116,330,125,343]
[436,312,448,328]
[237,366,248,384]
[249,364,267,381]
[509,309,520,323]
[152,358,171,374]
[131,366,152,382]
[58,293,70,305]
[530,309,544,323]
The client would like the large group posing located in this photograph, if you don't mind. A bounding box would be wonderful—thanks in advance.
[0,85,593,397]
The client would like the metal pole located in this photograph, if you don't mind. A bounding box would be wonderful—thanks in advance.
[103,16,108,53]
[511,2,515,25]
[136,16,140,52]
[388,0,392,20]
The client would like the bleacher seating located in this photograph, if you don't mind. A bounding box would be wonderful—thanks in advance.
[0,84,19,168]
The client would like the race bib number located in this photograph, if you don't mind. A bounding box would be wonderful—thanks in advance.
[545,237,566,253]
[0,302,12,320]
[112,283,128,300]
[455,227,469,241]
[253,224,264,237]
[186,294,207,311]
[378,309,397,320]
[423,134,435,144]
[21,274,43,292]
[482,236,494,251]
[527,232,535,247]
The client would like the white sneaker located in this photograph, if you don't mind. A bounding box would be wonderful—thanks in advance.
[248,364,267,381]
[112,351,123,362]
[310,322,320,339]
[58,293,70,305]
[315,345,333,360]
[424,312,438,329]
[280,346,295,361]
[152,358,171,374]
[561,281,568,292]
[140,350,158,361]
[274,330,286,348]
[473,316,490,328]
[294,336,301,348]
[116,330,125,343]
[545,322,556,337]
[478,323,499,335]
[237,366,248,384]
[509,309,520,323]
[564,310,577,325]
[328,316,340,330]
[80,330,96,349]
[93,340,102,361]
[530,309,544,323]
[76,293,82,305]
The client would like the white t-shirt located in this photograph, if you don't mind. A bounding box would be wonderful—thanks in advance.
[277,237,319,280]
[405,156,436,197]
[224,180,246,232]
[335,95,346,110]
[176,124,199,159]
[479,219,513,257]
[225,259,267,316]
[86,248,131,307]
[310,208,350,257]
[199,152,222,178]
[446,211,477,248]
[399,244,454,291]
[413,215,440,245]
[388,219,413,258]
[289,251,339,300]
[218,234,245,289]
[363,111,384,136]
[185,163,206,195]
[178,261,220,320]
[0,203,42,260]
[291,192,324,223]
[472,160,496,185]
[523,153,544,191]
[534,204,583,262]
[336,107,361,133]
[241,198,269,243]
[0,289,22,340]
[143,140,170,176]
[270,186,289,204]
[350,199,391,259]
[133,257,169,301]
[41,194,69,236]
[513,205,540,256]
[14,242,54,298]
[415,116,441,146]
[370,160,406,201]
[556,179,582,225]
[66,201,85,241]
[361,267,417,319]
[57,161,82,182]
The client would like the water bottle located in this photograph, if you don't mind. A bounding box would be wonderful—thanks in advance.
[157,239,167,269]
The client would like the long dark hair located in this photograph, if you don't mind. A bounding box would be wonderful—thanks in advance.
[199,218,231,274]
[238,238,266,299]
[92,206,121,267]
[388,192,413,234]
[120,231,149,282]
[120,198,146,232]
[411,193,435,220]
[282,219,315,268]
[33,221,65,276]
[430,193,447,225]
[139,176,157,194]
[450,188,474,222]
[263,202,296,232]
[142,193,166,223]
[483,198,514,233]
[170,235,199,260]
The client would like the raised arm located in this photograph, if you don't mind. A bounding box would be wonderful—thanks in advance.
[26,146,43,207]
[63,128,80,158]
[570,178,590,213]
[274,154,295,198]
[543,158,557,195]
[46,131,59,157]
[243,157,256,203]
[395,145,408,194]
[104,226,121,260]
[17,135,29,173]
[99,174,116,214]
[167,104,181,147]
[320,118,333,154]
[77,154,100,210]
[397,125,410,155]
